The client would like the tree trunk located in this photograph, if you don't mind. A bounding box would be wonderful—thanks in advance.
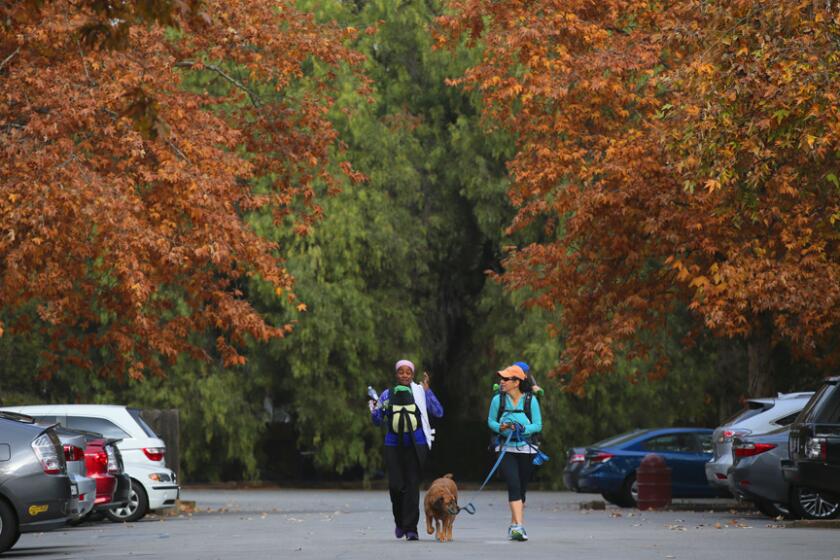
[747,314,774,398]
[715,337,747,422]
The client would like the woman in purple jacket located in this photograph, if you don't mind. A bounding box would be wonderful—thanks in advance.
[370,359,443,540]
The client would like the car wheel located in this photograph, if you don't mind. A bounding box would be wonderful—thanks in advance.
[612,474,637,508]
[0,499,20,553]
[790,486,840,520]
[104,480,148,523]
[601,492,621,505]
[755,499,796,520]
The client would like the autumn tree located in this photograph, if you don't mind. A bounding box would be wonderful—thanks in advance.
[0,0,362,378]
[438,0,840,395]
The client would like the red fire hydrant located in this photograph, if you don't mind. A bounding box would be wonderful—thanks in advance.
[636,453,671,510]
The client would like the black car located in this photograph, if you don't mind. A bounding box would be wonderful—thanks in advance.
[782,376,840,518]
[0,412,73,554]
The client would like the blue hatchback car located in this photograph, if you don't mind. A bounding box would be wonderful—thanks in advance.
[577,427,717,507]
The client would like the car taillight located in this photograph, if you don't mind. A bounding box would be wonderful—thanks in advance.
[105,445,120,474]
[589,452,613,464]
[806,437,828,461]
[733,442,776,458]
[143,447,165,462]
[721,429,752,443]
[95,449,108,470]
[32,433,65,474]
[63,444,85,462]
[569,453,586,463]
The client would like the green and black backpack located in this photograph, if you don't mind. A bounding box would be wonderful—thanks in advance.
[387,385,421,442]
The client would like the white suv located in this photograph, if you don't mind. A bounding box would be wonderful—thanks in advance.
[705,392,813,490]
[0,405,179,522]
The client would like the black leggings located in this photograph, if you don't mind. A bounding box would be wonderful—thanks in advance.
[499,452,534,502]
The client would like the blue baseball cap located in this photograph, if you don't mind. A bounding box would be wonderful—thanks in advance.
[514,361,530,373]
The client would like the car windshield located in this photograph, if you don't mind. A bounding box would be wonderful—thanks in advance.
[128,408,159,438]
[798,383,833,423]
[593,429,648,449]
[722,401,773,426]
[811,383,840,423]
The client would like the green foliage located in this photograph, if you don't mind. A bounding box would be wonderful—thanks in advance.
[242,0,515,475]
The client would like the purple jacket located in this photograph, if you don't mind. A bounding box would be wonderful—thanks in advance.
[371,386,444,446]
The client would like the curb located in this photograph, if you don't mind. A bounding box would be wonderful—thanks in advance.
[785,519,840,529]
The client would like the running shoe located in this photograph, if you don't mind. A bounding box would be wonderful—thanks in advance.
[509,525,528,541]
[395,526,405,539]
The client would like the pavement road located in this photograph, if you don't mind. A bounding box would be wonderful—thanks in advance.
[7,489,840,559]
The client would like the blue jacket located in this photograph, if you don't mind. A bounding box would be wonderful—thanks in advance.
[487,392,542,450]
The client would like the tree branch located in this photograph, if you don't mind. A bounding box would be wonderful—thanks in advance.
[166,139,191,164]
[175,60,261,108]
[0,47,21,73]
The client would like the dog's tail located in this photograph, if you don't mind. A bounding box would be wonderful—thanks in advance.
[443,473,454,479]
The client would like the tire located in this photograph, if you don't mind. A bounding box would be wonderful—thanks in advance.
[0,499,20,554]
[104,480,148,523]
[613,474,637,508]
[755,499,797,520]
[601,492,621,505]
[790,486,840,520]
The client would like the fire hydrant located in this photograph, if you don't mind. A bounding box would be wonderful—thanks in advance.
[636,453,671,510]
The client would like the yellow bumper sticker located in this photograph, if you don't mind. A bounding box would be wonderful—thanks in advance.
[28,504,49,516]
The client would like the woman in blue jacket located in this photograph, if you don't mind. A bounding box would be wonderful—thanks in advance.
[488,364,542,541]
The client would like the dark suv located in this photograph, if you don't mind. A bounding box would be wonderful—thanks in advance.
[0,412,73,553]
[782,376,840,518]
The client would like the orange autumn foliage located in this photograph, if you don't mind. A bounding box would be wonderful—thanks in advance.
[438,0,840,392]
[0,1,363,378]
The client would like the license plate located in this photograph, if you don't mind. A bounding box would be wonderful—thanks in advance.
[70,483,78,497]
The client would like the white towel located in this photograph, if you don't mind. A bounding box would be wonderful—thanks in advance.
[411,382,435,449]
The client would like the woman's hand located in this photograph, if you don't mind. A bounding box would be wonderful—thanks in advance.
[422,371,430,390]
[500,423,512,433]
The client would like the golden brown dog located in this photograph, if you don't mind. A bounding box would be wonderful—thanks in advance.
[424,473,459,542]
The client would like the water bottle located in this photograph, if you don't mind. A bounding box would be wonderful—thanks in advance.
[367,386,379,402]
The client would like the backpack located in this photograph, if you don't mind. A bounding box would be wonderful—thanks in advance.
[496,390,534,424]
[494,390,541,446]
[387,385,420,442]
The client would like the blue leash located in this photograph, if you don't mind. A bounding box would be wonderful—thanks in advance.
[458,426,520,515]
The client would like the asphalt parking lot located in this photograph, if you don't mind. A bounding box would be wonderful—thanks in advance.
[7,490,840,559]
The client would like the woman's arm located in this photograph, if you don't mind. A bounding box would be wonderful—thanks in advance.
[487,394,502,434]
[371,389,389,426]
[425,389,444,418]
[522,396,542,435]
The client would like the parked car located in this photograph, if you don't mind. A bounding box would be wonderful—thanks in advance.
[83,437,119,512]
[577,427,717,507]
[706,392,812,492]
[104,444,132,517]
[731,426,839,519]
[1,405,179,522]
[0,412,73,554]
[54,427,97,522]
[782,376,840,519]
[564,430,646,491]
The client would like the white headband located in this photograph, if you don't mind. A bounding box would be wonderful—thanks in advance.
[395,359,415,373]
